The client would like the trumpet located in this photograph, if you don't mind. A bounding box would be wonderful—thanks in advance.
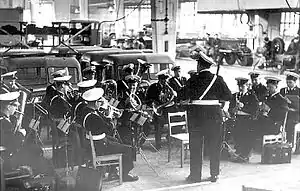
[98,98,123,119]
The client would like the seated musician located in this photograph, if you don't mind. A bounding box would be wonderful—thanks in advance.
[228,77,259,163]
[117,74,142,145]
[72,80,97,124]
[117,63,134,100]
[169,66,186,102]
[0,90,51,174]
[145,69,177,150]
[82,88,139,182]
[42,69,69,109]
[260,77,289,135]
[0,71,19,92]
[279,72,299,144]
[49,75,73,120]
[248,72,268,103]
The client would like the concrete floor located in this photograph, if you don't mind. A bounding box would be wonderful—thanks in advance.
[102,138,300,191]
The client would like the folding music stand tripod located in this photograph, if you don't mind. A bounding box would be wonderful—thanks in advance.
[130,119,160,176]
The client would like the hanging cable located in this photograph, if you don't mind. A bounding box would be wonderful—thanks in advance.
[285,0,300,15]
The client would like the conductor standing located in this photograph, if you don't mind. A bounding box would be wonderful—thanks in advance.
[184,51,231,183]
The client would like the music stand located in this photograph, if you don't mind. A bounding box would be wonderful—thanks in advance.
[129,111,160,176]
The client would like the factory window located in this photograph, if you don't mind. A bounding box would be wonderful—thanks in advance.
[48,67,79,84]
[16,67,47,85]
[280,12,300,36]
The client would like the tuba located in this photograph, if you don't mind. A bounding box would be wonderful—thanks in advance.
[152,83,176,116]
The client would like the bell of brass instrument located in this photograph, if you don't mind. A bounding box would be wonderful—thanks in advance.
[153,83,175,116]
[101,79,118,101]
[98,98,123,119]
[14,90,27,134]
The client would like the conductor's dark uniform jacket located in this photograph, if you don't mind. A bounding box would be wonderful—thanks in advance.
[185,70,232,127]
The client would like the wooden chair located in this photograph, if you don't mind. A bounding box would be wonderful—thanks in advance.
[88,132,123,185]
[167,111,189,168]
[292,123,300,153]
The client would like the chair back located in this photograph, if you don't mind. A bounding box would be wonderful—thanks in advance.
[167,111,188,136]
[263,134,283,146]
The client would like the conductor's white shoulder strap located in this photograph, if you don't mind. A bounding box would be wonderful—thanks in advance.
[198,74,217,100]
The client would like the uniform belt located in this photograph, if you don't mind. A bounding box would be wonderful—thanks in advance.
[86,133,106,141]
[191,100,220,105]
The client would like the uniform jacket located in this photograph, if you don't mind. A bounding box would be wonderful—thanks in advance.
[184,70,232,126]
[146,82,172,106]
[49,92,72,119]
[83,107,112,136]
[265,92,289,124]
[228,91,259,117]
[280,86,300,97]
[251,83,268,102]
[0,112,24,156]
[169,76,187,102]
[42,83,58,109]
[280,86,299,122]
[169,76,186,92]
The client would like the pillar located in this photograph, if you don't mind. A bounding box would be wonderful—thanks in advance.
[114,0,126,38]
[79,0,88,19]
[151,0,178,60]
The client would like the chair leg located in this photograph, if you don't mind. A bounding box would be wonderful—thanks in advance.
[180,142,184,168]
[119,156,123,185]
[168,135,171,162]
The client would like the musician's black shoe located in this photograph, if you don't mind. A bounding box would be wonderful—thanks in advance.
[107,173,119,181]
[124,174,139,182]
[231,156,249,163]
[200,175,219,183]
[185,175,201,183]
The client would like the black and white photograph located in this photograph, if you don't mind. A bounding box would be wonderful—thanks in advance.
[0,0,299,190]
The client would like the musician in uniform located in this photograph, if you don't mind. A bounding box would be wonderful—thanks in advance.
[0,90,50,174]
[72,80,97,125]
[117,74,141,145]
[42,69,68,109]
[117,63,135,100]
[260,77,289,135]
[49,75,73,120]
[228,77,259,163]
[184,51,231,183]
[0,71,18,92]
[82,88,139,182]
[248,72,268,102]
[169,66,186,102]
[146,69,177,150]
[188,70,197,79]
[279,72,299,144]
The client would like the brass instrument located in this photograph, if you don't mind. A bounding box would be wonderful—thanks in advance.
[97,97,123,119]
[100,79,118,101]
[153,83,176,116]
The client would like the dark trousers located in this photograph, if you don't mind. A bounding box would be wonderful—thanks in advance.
[232,116,256,158]
[94,136,134,176]
[189,120,222,179]
[286,112,299,144]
